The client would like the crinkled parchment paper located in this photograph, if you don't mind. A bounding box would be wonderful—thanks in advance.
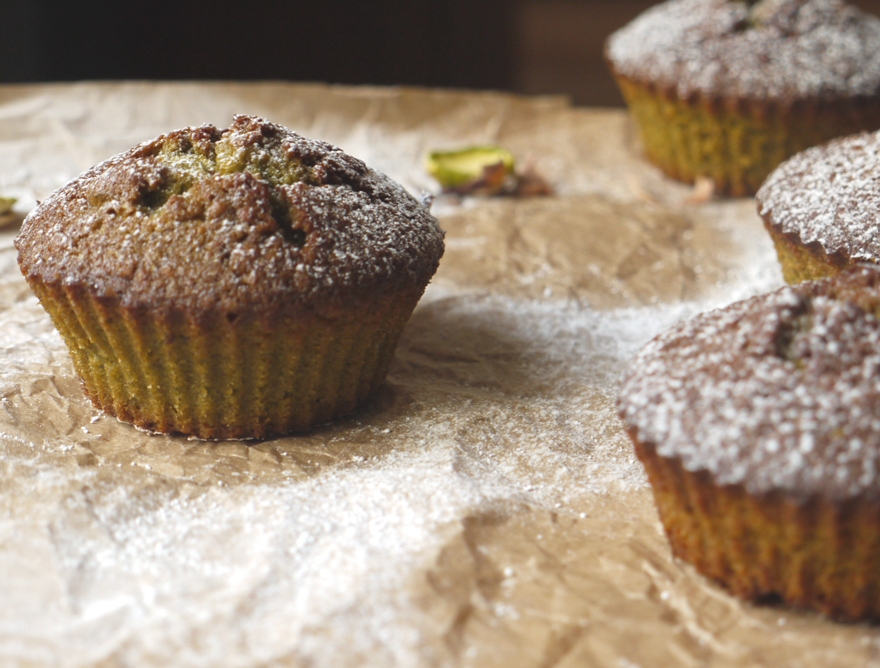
[0,82,877,667]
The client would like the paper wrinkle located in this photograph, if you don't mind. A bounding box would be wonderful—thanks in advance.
[0,82,873,667]
[434,194,734,307]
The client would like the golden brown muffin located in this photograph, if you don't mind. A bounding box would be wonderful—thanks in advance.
[757,129,880,284]
[15,115,445,439]
[618,266,880,620]
[605,0,880,196]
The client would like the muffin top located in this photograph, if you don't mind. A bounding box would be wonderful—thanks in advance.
[757,129,880,264]
[16,115,445,318]
[618,266,880,500]
[605,0,880,101]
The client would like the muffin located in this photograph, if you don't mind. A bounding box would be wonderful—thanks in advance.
[618,266,880,620]
[758,129,880,284]
[15,115,445,439]
[605,0,880,196]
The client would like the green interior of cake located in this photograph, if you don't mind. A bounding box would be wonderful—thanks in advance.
[159,134,308,185]
[146,131,310,207]
[102,131,315,253]
[772,262,880,365]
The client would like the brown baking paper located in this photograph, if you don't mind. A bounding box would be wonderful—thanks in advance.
[0,82,877,667]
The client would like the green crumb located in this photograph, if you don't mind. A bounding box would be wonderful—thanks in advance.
[426,146,515,190]
[155,133,309,195]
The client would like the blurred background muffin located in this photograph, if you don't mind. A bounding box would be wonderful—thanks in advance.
[606,0,880,196]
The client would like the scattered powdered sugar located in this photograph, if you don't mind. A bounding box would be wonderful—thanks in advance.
[619,266,880,499]
[30,447,493,665]
[757,129,880,259]
[0,84,845,665]
[0,246,707,666]
[606,0,880,100]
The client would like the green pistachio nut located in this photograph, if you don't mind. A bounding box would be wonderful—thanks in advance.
[426,146,515,189]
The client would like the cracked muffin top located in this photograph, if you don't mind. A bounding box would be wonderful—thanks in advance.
[618,266,880,501]
[16,115,445,318]
[605,0,880,101]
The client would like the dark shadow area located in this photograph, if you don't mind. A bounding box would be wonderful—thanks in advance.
[4,0,880,107]
[0,0,659,107]
[0,0,514,92]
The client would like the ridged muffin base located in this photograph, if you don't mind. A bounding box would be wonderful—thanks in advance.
[634,436,880,621]
[29,280,420,439]
[614,75,880,197]
[765,225,852,285]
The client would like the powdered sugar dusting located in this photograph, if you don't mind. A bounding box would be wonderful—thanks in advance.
[16,115,445,315]
[606,0,880,100]
[619,266,880,499]
[757,129,880,259]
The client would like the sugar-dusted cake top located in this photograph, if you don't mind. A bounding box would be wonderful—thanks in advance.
[758,129,880,263]
[16,115,445,317]
[606,0,880,100]
[619,266,880,500]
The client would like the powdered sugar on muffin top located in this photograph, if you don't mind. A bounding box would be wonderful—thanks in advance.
[606,0,880,100]
[757,130,880,261]
[618,266,880,500]
[15,116,445,316]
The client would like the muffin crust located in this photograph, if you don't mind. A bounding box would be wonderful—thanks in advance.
[758,130,880,281]
[15,116,445,438]
[16,115,445,319]
[618,267,880,619]
[620,266,880,501]
[606,0,880,102]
